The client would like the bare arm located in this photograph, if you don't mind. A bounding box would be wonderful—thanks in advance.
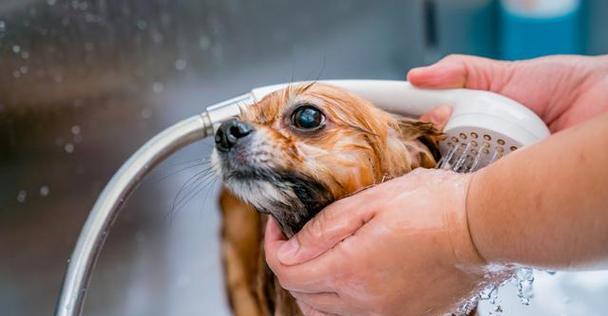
[469,112,608,269]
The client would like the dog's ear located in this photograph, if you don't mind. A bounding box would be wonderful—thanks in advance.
[396,105,452,165]
[395,117,443,140]
[394,116,444,165]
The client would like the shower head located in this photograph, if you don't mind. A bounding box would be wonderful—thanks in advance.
[247,80,550,172]
[55,80,550,316]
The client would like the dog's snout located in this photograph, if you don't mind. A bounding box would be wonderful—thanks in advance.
[215,119,253,152]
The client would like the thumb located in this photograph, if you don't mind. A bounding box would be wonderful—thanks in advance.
[277,194,375,266]
[407,54,514,91]
[419,104,453,131]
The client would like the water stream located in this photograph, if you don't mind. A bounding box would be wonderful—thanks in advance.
[439,142,539,315]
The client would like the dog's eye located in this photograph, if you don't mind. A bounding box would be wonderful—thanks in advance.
[291,105,325,130]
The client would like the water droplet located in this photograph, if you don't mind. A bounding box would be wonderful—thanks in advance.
[85,13,96,23]
[21,51,29,59]
[175,59,187,71]
[515,268,535,305]
[152,82,164,94]
[47,0,57,5]
[12,45,21,53]
[198,35,211,50]
[71,125,81,135]
[151,31,163,43]
[64,143,75,153]
[13,71,21,78]
[141,108,152,119]
[40,186,50,197]
[136,19,147,30]
[135,231,145,243]
[453,295,479,316]
[0,21,6,32]
[160,13,171,27]
[480,285,499,303]
[460,267,537,315]
[17,190,27,203]
[19,66,28,74]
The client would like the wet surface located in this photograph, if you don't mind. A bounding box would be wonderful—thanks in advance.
[0,1,422,315]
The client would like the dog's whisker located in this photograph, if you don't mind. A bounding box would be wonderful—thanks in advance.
[173,169,218,207]
[153,162,212,182]
[201,177,220,206]
[166,168,216,222]
[172,172,219,213]
[166,157,211,169]
[176,171,216,204]
[147,157,212,182]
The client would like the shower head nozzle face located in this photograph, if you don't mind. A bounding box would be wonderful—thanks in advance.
[438,127,523,173]
[437,105,550,173]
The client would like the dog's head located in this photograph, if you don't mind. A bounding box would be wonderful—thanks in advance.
[212,83,445,236]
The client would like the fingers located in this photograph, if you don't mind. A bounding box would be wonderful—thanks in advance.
[419,104,453,131]
[292,292,346,315]
[264,218,339,293]
[297,300,341,316]
[275,195,376,265]
[407,54,514,92]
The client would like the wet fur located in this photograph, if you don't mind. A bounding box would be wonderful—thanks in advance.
[214,83,468,315]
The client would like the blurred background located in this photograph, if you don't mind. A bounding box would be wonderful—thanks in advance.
[0,0,606,315]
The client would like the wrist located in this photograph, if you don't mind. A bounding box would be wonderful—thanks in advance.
[464,167,498,266]
[446,172,486,270]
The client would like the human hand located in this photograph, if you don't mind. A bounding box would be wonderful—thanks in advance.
[407,54,608,132]
[265,169,498,316]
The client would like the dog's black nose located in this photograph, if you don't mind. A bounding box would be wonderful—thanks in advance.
[215,119,253,152]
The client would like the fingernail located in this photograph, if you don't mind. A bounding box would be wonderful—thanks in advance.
[408,66,429,75]
[278,238,300,263]
[408,65,443,84]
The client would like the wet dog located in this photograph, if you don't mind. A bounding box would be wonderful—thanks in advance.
[212,83,449,316]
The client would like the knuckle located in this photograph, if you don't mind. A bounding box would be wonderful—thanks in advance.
[265,252,279,271]
[307,213,328,241]
[442,53,465,62]
[274,273,293,290]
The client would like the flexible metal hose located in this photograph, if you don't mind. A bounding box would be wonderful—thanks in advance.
[55,114,211,316]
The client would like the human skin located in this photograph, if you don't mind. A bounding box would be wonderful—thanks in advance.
[264,54,608,315]
[408,54,608,133]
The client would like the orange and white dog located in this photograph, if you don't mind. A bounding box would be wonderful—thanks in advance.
[212,83,454,316]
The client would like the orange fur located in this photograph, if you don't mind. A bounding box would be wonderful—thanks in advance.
[237,83,440,199]
[216,83,470,316]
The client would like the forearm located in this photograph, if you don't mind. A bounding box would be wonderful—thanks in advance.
[468,112,608,270]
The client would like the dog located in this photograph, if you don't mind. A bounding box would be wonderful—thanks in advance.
[212,83,459,316]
